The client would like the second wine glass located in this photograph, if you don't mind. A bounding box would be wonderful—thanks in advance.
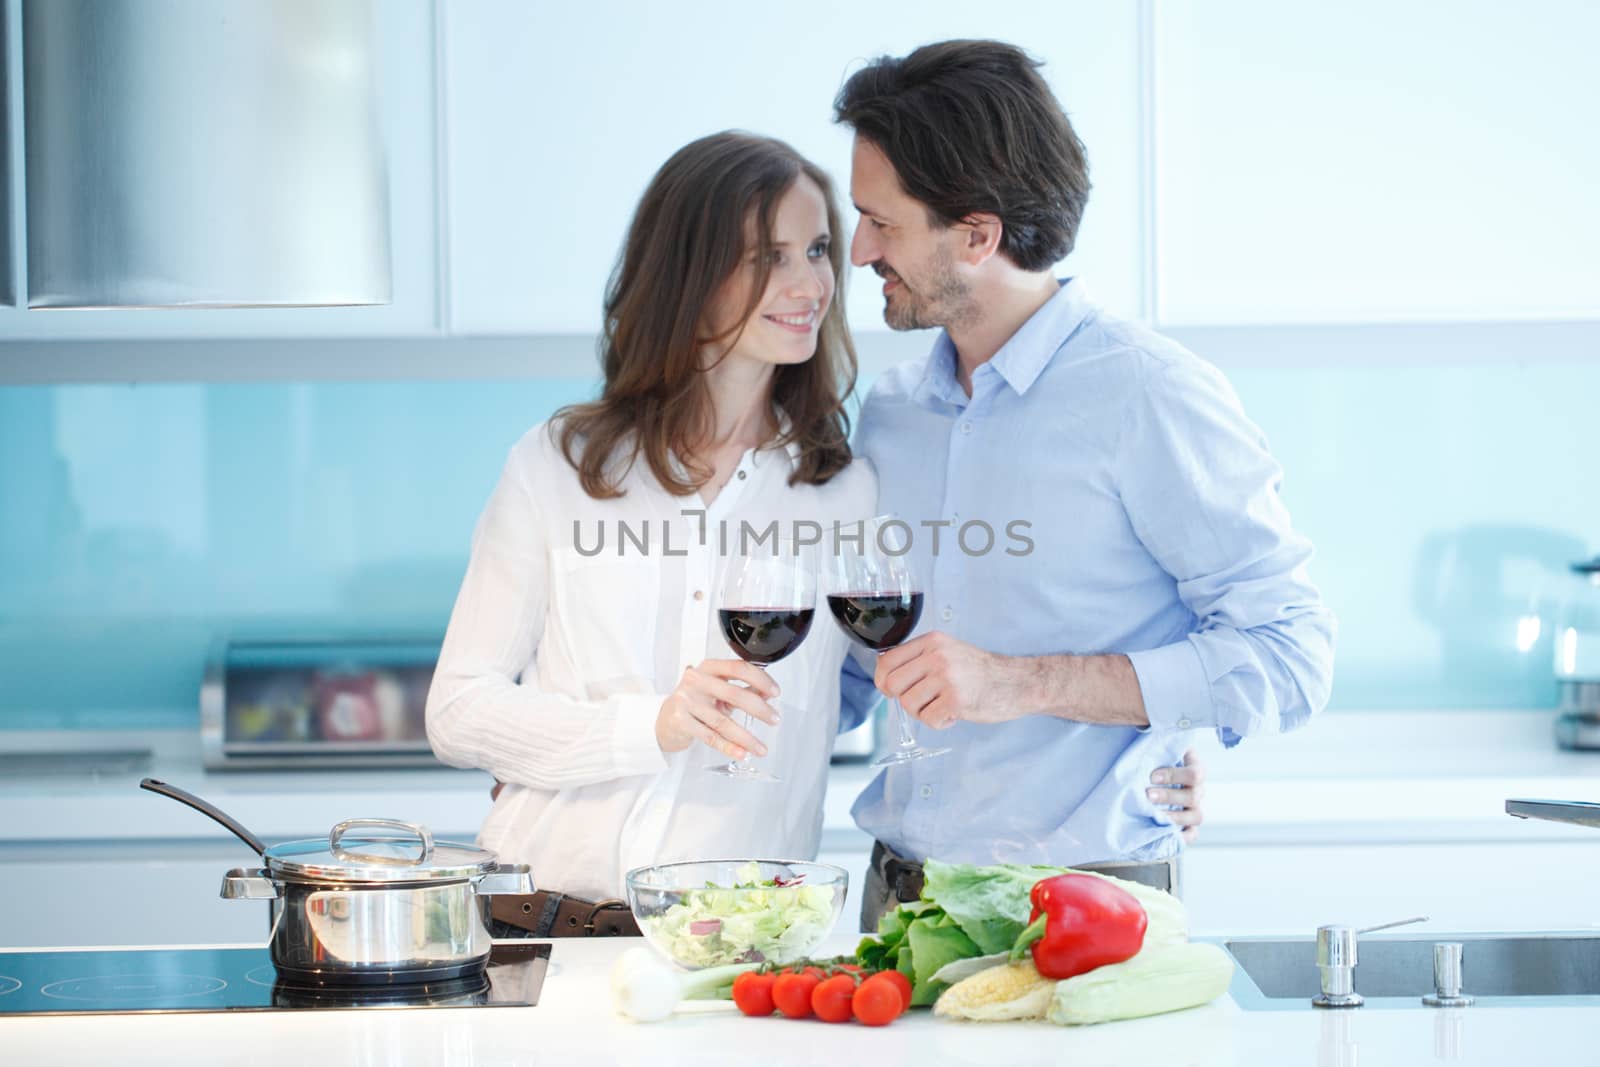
[827,517,951,766]
[711,538,817,781]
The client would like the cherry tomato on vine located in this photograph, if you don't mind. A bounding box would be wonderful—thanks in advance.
[731,971,776,1017]
[869,969,912,1013]
[811,974,857,1023]
[772,971,821,1018]
[852,975,904,1026]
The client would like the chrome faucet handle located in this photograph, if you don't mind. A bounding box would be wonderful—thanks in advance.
[1422,942,1474,1008]
[1506,798,1600,828]
[1313,916,1430,1009]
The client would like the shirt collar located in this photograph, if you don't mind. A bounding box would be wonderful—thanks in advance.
[911,277,1097,408]
[664,415,801,483]
[749,414,802,471]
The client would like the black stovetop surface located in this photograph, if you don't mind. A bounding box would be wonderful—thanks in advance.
[0,942,550,1016]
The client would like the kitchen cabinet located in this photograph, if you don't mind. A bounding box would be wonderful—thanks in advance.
[0,841,870,950]
[4,1,1595,364]
[0,842,268,948]
[442,0,1145,336]
[1184,839,1600,936]
[0,1,439,340]
[1152,0,1600,325]
[10,816,1598,948]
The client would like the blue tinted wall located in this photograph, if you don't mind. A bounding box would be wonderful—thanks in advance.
[2,358,1596,727]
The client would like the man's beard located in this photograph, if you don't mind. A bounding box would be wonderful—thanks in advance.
[878,244,973,331]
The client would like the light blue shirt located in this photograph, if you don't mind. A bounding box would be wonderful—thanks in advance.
[840,278,1335,866]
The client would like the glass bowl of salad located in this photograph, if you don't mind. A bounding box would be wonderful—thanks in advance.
[624,859,848,970]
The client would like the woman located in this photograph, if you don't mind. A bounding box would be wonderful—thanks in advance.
[426,132,1206,934]
[425,132,877,928]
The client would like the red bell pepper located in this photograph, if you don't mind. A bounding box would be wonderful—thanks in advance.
[1012,873,1148,980]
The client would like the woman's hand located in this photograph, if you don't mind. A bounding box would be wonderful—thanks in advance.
[1147,748,1207,844]
[656,659,781,761]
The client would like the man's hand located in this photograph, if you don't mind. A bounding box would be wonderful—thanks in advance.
[874,631,1028,728]
[655,659,780,761]
[876,633,1148,729]
[1147,748,1207,844]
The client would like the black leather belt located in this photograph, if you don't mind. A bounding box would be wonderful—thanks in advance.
[872,841,928,902]
[490,891,640,937]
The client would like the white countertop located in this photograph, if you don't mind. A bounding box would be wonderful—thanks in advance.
[3,934,1597,1066]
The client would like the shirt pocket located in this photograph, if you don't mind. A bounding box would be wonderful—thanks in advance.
[547,548,661,698]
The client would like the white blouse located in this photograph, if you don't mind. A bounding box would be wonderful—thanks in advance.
[426,421,878,901]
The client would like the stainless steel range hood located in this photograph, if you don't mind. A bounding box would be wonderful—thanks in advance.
[22,0,392,310]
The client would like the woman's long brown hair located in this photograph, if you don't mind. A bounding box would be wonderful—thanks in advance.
[554,132,857,499]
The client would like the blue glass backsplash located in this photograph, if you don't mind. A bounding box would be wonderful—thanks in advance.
[0,379,597,728]
[2,360,1596,728]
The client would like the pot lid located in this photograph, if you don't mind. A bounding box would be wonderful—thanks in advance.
[263,819,498,883]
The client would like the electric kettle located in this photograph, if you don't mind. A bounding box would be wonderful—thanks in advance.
[1554,556,1600,749]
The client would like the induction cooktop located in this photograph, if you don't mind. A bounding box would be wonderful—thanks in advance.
[0,942,550,1016]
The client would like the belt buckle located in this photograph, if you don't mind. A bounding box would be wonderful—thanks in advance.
[583,898,631,936]
[887,860,922,902]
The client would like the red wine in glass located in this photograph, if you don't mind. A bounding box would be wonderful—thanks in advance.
[719,608,815,665]
[710,540,817,781]
[825,593,922,651]
[826,515,949,765]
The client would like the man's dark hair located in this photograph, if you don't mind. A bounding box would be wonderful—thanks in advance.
[833,39,1090,271]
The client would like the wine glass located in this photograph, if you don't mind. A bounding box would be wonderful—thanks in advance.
[710,537,817,781]
[827,516,951,765]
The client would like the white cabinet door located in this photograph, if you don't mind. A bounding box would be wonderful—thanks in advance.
[0,2,439,340]
[0,845,268,948]
[1184,841,1600,937]
[1153,0,1600,325]
[444,1,1144,337]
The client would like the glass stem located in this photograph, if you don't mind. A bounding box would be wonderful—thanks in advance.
[877,652,917,750]
[732,668,764,768]
[891,698,917,749]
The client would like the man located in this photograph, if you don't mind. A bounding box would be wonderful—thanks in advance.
[834,40,1336,930]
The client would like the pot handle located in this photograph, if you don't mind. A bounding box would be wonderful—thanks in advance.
[221,867,280,900]
[329,818,435,866]
[475,863,536,896]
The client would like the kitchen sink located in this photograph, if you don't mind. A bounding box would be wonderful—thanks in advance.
[1219,932,1600,1010]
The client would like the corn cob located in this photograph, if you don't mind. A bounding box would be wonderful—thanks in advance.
[933,960,1056,1021]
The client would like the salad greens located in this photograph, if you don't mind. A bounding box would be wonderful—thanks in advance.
[643,862,838,969]
[856,859,1188,1006]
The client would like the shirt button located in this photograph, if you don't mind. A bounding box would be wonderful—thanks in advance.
[941,607,953,622]
[960,422,973,435]
[1177,718,1192,729]
[736,470,747,480]
[692,590,704,601]
[919,785,934,799]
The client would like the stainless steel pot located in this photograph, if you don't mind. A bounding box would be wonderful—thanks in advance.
[139,779,533,986]
[223,818,534,985]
